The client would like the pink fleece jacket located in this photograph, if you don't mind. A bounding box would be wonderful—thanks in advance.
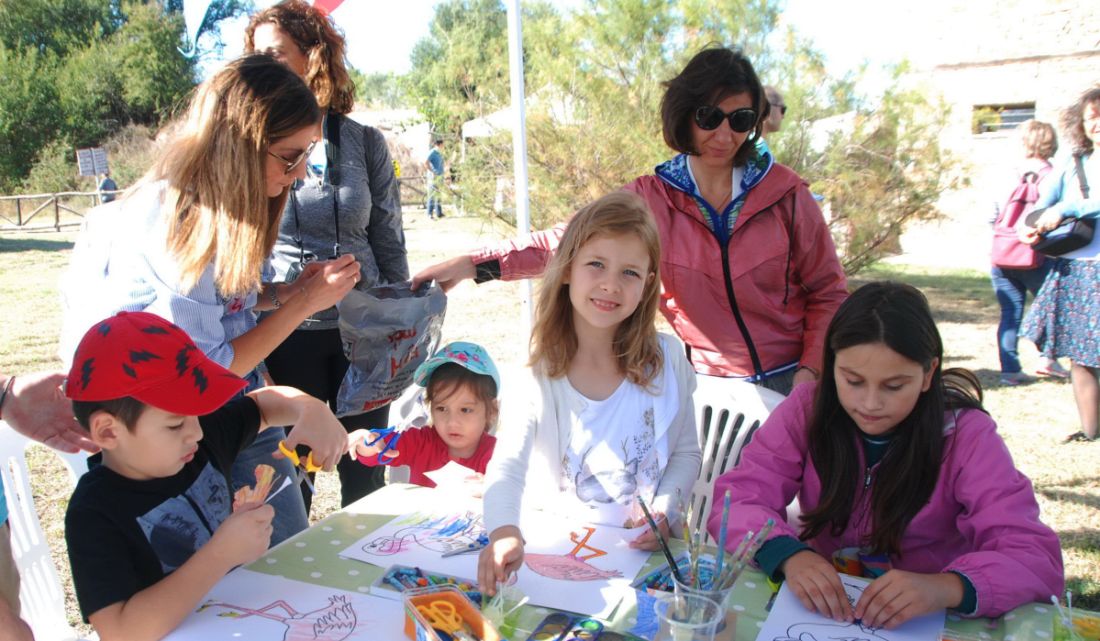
[470,162,847,378]
[708,383,1064,618]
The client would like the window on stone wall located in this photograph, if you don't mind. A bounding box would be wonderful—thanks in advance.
[972,103,1036,134]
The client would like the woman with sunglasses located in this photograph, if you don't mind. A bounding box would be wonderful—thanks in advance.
[414,46,846,395]
[245,0,407,509]
[59,54,361,544]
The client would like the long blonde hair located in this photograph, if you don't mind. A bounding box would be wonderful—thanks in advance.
[146,54,320,297]
[529,191,664,387]
[244,0,355,114]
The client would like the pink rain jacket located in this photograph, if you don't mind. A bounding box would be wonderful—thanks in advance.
[470,160,847,378]
[709,383,1064,618]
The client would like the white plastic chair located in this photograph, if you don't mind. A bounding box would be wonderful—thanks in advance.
[686,375,785,545]
[0,422,90,641]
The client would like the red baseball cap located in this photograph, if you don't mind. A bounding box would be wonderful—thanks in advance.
[65,311,247,416]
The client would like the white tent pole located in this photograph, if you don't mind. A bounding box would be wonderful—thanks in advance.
[505,0,533,331]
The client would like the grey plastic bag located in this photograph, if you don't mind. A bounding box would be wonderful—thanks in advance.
[335,281,446,417]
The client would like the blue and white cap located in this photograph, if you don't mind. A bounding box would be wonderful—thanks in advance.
[413,341,500,397]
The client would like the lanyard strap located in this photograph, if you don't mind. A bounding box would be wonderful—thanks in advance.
[291,112,342,262]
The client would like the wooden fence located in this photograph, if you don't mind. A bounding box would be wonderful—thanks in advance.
[0,191,118,232]
[1,178,433,234]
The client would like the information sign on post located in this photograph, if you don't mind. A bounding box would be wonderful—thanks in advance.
[75,147,110,176]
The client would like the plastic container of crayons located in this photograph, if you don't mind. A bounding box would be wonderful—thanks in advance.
[632,553,693,594]
[403,584,502,641]
[374,564,483,606]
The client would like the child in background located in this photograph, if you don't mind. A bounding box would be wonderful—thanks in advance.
[63,312,349,641]
[709,282,1063,629]
[478,191,702,593]
[349,341,500,488]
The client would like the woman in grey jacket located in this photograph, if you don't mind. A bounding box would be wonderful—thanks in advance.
[246,0,408,508]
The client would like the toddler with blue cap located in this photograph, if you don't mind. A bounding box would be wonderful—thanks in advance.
[348,341,500,489]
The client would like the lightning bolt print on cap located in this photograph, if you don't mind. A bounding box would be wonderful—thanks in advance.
[64,312,247,416]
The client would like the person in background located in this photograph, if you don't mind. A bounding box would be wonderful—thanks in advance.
[413,47,847,396]
[763,85,785,136]
[425,138,446,220]
[710,282,1063,628]
[0,370,98,641]
[98,171,118,204]
[1022,86,1100,443]
[990,119,1069,385]
[246,0,408,510]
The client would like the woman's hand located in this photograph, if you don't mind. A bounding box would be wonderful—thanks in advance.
[854,570,963,629]
[781,550,853,622]
[293,254,360,314]
[1033,207,1066,233]
[411,255,476,292]
[627,511,670,551]
[478,526,524,595]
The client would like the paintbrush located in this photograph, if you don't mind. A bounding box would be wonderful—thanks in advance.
[721,518,776,589]
[638,496,685,585]
[677,499,694,583]
[712,490,731,590]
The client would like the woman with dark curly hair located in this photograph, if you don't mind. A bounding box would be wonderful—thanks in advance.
[1022,86,1100,443]
[246,0,408,506]
[413,46,847,396]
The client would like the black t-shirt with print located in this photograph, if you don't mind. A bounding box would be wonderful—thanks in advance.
[65,396,261,621]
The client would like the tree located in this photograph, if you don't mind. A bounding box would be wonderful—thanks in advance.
[350,68,407,109]
[0,44,62,190]
[114,1,194,122]
[408,0,965,273]
[0,0,201,192]
[403,0,511,136]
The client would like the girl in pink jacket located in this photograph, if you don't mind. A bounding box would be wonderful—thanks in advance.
[709,281,1062,628]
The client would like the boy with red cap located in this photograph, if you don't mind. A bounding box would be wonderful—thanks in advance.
[63,312,348,641]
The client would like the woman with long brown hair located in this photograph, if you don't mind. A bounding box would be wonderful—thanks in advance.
[60,54,360,543]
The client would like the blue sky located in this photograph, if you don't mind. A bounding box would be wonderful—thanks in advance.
[208,0,937,80]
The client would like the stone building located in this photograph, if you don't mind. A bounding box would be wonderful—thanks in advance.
[897,0,1099,268]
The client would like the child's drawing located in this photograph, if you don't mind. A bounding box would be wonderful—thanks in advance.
[524,525,623,581]
[359,511,484,556]
[757,575,945,641]
[199,595,357,641]
[774,620,887,641]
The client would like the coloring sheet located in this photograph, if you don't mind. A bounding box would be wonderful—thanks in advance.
[515,510,651,617]
[163,568,405,641]
[339,510,485,577]
[755,574,945,641]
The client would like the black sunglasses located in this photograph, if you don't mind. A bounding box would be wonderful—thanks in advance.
[268,140,317,175]
[694,105,758,133]
[774,104,787,115]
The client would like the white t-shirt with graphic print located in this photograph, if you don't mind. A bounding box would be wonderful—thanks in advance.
[559,378,661,527]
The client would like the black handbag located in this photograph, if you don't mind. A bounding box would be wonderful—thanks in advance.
[1025,155,1094,257]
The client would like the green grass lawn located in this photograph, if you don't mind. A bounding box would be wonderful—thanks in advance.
[1,214,1097,636]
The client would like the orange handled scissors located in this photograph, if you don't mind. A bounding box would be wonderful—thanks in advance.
[416,600,477,641]
[277,441,321,494]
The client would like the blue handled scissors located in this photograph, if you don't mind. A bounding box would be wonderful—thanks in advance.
[416,600,477,641]
[363,426,401,464]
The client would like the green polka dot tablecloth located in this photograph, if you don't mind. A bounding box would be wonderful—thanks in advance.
[244,485,1066,640]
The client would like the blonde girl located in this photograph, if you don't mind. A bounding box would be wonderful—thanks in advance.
[59,54,359,544]
[477,191,702,593]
